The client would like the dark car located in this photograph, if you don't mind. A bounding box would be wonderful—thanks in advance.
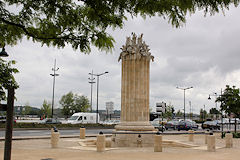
[165,120,179,130]
[177,121,196,131]
[202,121,220,130]
[0,116,16,123]
[0,116,6,123]
[41,118,62,124]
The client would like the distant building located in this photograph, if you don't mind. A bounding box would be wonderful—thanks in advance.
[106,101,114,115]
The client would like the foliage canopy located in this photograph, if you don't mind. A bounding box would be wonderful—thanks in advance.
[59,91,90,118]
[1,0,239,52]
[0,58,18,100]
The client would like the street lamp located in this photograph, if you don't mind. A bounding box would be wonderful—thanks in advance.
[208,89,224,138]
[88,70,95,113]
[50,59,59,118]
[208,93,218,119]
[0,45,9,57]
[176,86,193,121]
[1,46,15,160]
[89,71,108,123]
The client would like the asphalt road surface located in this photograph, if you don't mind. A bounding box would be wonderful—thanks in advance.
[0,129,114,137]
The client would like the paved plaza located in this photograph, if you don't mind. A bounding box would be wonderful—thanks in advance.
[0,133,240,160]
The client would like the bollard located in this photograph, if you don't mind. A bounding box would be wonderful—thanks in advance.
[205,130,210,144]
[51,130,60,148]
[188,130,194,142]
[51,128,54,134]
[154,133,162,152]
[225,133,233,148]
[96,132,105,152]
[80,127,86,139]
[137,134,142,148]
[207,133,215,152]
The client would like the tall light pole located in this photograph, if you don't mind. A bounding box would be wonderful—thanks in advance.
[88,70,95,113]
[208,89,224,138]
[176,86,193,121]
[208,92,218,119]
[89,71,108,123]
[50,59,59,118]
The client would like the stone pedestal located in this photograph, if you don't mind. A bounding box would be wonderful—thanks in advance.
[96,135,105,152]
[154,135,162,152]
[207,135,216,152]
[205,131,209,144]
[51,132,60,148]
[114,33,155,147]
[225,133,233,148]
[80,128,85,139]
[188,130,194,142]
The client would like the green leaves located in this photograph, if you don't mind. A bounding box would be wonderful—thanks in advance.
[0,58,19,100]
[41,100,51,117]
[59,91,90,118]
[1,0,239,53]
[216,85,240,117]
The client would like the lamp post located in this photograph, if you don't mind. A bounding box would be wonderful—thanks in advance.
[89,71,108,123]
[0,45,9,57]
[50,59,59,118]
[208,89,224,138]
[1,46,15,160]
[208,93,218,119]
[176,86,193,121]
[88,70,95,113]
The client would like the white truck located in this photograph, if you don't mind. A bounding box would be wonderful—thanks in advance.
[67,112,99,124]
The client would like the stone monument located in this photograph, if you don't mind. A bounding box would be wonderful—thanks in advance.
[113,33,156,147]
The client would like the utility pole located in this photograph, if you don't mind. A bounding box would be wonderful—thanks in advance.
[88,70,95,113]
[50,59,59,118]
[176,86,193,121]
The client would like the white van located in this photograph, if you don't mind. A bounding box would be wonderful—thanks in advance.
[67,112,99,124]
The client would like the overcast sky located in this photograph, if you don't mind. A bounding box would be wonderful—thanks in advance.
[3,5,240,114]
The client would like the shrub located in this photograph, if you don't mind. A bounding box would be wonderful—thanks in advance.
[232,132,240,138]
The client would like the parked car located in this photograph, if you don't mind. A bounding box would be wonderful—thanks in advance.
[202,121,220,130]
[165,120,179,130]
[0,116,6,123]
[177,120,197,131]
[0,116,16,123]
[41,118,62,124]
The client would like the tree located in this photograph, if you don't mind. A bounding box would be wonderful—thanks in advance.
[200,108,207,121]
[216,85,240,133]
[1,1,239,53]
[176,109,183,118]
[0,58,18,101]
[163,103,174,119]
[59,91,90,118]
[40,100,51,118]
[21,103,32,115]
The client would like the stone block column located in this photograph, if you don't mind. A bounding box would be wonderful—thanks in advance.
[188,130,194,142]
[154,135,162,152]
[51,131,60,148]
[97,134,106,152]
[80,127,86,139]
[225,133,233,148]
[115,33,155,131]
[207,134,216,152]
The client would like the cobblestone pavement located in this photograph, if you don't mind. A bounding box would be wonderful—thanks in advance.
[0,133,240,160]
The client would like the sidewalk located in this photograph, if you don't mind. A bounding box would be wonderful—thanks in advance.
[0,133,240,160]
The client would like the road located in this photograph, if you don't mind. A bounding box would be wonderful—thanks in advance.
[0,129,114,137]
[1,124,239,138]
